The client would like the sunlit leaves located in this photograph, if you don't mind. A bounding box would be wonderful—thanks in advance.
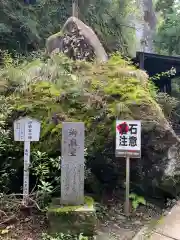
[155,0,180,55]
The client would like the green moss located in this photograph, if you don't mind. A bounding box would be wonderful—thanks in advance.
[0,52,172,199]
[2,53,164,157]
[48,196,94,214]
[47,196,97,236]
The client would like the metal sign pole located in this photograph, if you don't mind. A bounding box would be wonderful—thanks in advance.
[23,141,30,205]
[125,156,130,216]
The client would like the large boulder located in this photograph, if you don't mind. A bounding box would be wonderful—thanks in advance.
[46,17,108,62]
[2,53,180,199]
[131,104,180,198]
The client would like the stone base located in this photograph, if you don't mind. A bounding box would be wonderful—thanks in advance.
[47,196,97,236]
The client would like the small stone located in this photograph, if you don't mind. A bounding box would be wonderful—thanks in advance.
[24,218,30,222]
[116,215,126,220]
[134,220,142,225]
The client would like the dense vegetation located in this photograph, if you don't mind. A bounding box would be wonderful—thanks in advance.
[0,52,157,194]
[0,0,144,198]
[154,0,180,55]
[0,0,137,56]
[1,0,180,239]
[154,0,180,127]
[0,0,179,212]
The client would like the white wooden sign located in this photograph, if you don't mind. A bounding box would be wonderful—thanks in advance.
[116,120,141,158]
[14,117,40,142]
[61,122,84,205]
[14,117,41,204]
[115,120,141,216]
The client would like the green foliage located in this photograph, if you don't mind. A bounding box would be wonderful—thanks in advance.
[154,0,180,55]
[150,68,178,120]
[155,0,175,16]
[41,233,89,240]
[30,151,60,209]
[129,193,146,211]
[31,151,60,185]
[82,0,138,56]
[0,0,137,56]
[0,52,165,195]
[95,203,109,220]
[156,92,179,119]
[48,196,94,214]
[0,95,24,193]
[168,77,180,124]
[150,67,176,81]
[149,69,178,120]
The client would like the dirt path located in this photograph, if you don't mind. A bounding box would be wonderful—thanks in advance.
[95,200,163,240]
[0,200,163,240]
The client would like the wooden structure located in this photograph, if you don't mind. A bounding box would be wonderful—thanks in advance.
[134,52,180,94]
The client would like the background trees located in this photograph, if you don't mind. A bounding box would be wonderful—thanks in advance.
[2,0,180,57]
[0,0,137,56]
[154,0,180,56]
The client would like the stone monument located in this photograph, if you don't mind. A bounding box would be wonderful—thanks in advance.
[61,122,84,205]
[47,122,97,236]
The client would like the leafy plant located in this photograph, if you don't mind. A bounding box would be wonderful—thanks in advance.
[38,180,53,194]
[41,233,89,240]
[0,0,138,56]
[150,67,176,81]
[31,151,60,185]
[30,151,61,209]
[0,52,169,198]
[156,92,179,119]
[129,193,146,211]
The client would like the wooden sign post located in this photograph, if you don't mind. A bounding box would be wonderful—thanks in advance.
[61,122,84,205]
[116,120,141,216]
[14,117,41,205]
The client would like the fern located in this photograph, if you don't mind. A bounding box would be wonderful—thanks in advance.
[0,52,167,154]
[129,193,146,211]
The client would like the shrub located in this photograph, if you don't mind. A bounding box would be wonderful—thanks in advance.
[0,52,165,195]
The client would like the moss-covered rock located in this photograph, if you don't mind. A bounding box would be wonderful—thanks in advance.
[1,53,180,198]
[47,196,97,236]
[46,17,108,62]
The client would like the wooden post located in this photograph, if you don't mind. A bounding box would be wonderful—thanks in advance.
[139,51,144,70]
[23,141,30,205]
[13,117,41,205]
[125,156,130,216]
[116,120,141,216]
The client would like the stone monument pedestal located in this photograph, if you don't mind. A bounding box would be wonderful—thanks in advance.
[47,196,97,236]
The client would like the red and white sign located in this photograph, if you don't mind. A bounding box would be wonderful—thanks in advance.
[116,120,141,158]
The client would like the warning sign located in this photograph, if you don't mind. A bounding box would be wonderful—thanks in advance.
[116,120,141,158]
